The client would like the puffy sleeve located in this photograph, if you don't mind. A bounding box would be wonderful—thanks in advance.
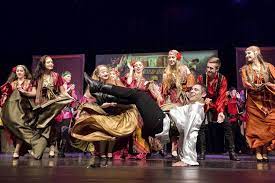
[120,73,135,88]
[70,87,78,100]
[266,63,275,92]
[120,74,128,86]
[0,82,13,107]
[56,74,64,87]
[215,76,228,113]
[268,63,275,82]
[0,82,13,96]
[240,66,254,89]
[197,75,203,85]
[31,80,38,88]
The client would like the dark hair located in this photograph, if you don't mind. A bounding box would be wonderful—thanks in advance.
[33,55,52,80]
[62,71,71,77]
[229,87,237,92]
[7,65,32,83]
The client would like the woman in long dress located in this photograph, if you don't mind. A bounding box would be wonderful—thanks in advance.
[2,56,73,159]
[161,49,196,157]
[121,61,151,160]
[240,46,275,162]
[1,65,36,159]
[71,65,139,158]
[33,55,74,158]
[53,71,78,157]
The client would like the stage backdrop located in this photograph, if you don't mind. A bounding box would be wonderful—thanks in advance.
[236,47,275,90]
[96,50,218,83]
[32,54,85,95]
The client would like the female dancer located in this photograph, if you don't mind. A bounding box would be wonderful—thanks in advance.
[240,46,275,162]
[2,56,73,159]
[122,60,151,160]
[54,71,78,157]
[161,49,196,157]
[71,65,139,159]
[1,65,35,159]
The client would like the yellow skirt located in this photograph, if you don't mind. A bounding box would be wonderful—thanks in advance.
[71,103,139,142]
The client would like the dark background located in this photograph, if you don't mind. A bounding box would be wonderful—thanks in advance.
[1,0,275,88]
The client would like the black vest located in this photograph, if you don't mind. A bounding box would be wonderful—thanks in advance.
[202,73,223,102]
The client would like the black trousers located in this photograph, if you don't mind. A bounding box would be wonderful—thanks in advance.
[101,86,165,138]
[196,110,235,154]
[49,119,70,150]
[231,121,249,153]
[99,141,115,155]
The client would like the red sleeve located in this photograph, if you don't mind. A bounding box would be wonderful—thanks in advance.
[31,80,38,88]
[120,75,128,86]
[71,88,78,100]
[0,82,13,107]
[197,75,203,84]
[0,82,13,95]
[120,73,133,87]
[215,76,228,113]
[123,78,138,88]
[56,74,64,87]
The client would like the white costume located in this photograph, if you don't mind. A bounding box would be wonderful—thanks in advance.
[169,102,205,165]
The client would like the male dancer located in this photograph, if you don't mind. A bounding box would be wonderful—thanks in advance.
[84,73,207,166]
[196,57,240,161]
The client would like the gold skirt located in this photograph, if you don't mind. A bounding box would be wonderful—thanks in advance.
[71,103,139,147]
[0,108,3,127]
[1,89,72,159]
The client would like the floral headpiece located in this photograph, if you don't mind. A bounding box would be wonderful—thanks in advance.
[169,49,182,61]
[176,52,182,61]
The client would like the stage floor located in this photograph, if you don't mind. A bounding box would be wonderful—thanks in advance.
[0,153,274,183]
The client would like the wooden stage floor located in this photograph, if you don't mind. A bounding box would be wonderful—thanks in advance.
[0,153,274,183]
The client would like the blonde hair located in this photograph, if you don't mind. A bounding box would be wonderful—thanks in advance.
[91,65,124,86]
[162,50,187,95]
[168,49,179,57]
[245,46,266,69]
[91,65,108,81]
[207,56,221,69]
[245,46,269,82]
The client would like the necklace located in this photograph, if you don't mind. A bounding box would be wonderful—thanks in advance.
[17,79,25,86]
[43,74,54,87]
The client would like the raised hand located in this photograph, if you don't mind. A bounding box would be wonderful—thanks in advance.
[127,62,134,71]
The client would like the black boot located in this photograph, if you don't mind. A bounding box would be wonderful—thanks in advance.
[58,139,66,158]
[91,93,130,105]
[83,72,104,93]
[229,151,240,161]
[92,93,119,104]
[197,122,206,160]
[198,152,206,160]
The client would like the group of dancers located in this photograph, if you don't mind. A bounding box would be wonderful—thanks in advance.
[0,45,274,167]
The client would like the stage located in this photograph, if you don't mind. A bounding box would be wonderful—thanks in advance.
[0,153,274,183]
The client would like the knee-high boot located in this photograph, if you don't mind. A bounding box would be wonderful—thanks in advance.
[84,72,138,99]
[91,93,131,105]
